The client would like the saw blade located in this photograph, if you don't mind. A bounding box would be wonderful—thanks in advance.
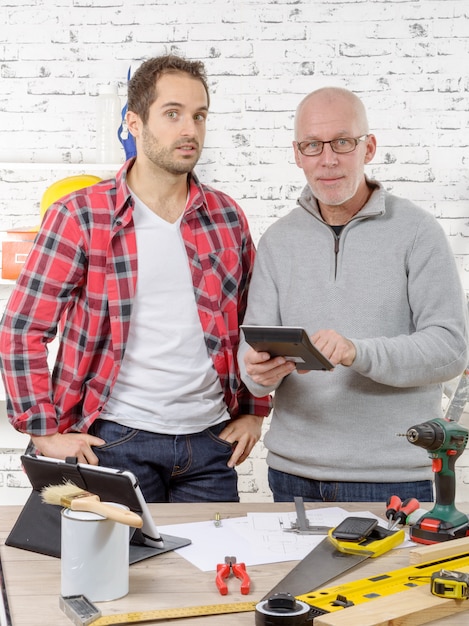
[261,536,369,600]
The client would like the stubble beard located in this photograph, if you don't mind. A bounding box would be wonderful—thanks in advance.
[141,125,201,175]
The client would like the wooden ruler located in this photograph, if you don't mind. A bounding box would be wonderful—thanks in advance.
[92,602,257,625]
[60,597,257,625]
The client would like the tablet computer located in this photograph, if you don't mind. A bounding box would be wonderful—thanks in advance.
[6,454,191,564]
[241,325,334,371]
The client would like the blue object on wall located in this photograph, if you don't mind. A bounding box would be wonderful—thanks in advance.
[118,67,137,159]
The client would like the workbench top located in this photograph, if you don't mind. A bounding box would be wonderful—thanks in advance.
[2,501,469,626]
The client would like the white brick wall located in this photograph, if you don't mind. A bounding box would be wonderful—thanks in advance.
[0,0,468,505]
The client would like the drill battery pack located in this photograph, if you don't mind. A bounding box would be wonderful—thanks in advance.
[410,515,469,544]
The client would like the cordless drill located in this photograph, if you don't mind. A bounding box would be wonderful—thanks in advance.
[405,417,469,544]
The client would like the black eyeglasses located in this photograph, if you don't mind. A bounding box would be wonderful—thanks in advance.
[296,135,369,157]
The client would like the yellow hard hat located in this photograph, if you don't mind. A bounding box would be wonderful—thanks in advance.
[40,174,102,221]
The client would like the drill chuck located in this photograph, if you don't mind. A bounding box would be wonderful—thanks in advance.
[406,421,445,451]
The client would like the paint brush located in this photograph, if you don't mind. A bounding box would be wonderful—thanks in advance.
[41,481,143,528]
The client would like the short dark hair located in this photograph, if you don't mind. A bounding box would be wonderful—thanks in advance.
[127,55,210,124]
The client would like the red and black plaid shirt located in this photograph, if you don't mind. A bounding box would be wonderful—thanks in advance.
[0,160,271,436]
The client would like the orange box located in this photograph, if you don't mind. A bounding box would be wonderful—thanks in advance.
[2,228,38,280]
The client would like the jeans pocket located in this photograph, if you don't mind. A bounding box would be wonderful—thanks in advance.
[206,421,234,451]
[90,419,139,450]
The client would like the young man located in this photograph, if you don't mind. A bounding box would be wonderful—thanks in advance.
[240,87,468,502]
[0,55,271,502]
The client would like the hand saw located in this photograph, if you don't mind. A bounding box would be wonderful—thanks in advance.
[262,515,405,599]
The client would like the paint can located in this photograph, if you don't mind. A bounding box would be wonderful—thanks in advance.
[61,504,129,601]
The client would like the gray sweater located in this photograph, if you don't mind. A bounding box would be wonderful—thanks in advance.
[240,181,469,482]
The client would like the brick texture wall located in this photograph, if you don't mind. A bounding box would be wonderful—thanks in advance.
[0,0,468,504]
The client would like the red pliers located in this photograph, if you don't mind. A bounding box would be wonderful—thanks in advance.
[215,556,251,595]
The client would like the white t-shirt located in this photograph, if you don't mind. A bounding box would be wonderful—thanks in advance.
[100,193,229,434]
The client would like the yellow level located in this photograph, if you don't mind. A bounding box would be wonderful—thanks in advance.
[297,551,469,615]
[90,601,257,625]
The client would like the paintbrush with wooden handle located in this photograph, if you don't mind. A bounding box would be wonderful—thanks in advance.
[41,481,143,528]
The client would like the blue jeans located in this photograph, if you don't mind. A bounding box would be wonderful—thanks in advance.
[268,467,434,503]
[89,419,239,503]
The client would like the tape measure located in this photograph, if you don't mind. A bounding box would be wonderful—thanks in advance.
[93,603,257,625]
[60,595,257,625]
[431,569,469,600]
[61,596,317,626]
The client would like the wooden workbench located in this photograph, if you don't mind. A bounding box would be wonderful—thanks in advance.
[2,501,469,625]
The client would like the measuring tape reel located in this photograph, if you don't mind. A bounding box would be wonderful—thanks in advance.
[255,593,313,625]
[431,569,469,600]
